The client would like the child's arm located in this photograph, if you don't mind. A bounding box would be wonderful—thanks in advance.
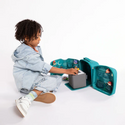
[49,67,78,75]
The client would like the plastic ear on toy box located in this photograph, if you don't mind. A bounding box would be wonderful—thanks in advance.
[50,57,117,96]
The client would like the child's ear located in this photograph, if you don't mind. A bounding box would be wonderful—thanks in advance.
[24,37,29,42]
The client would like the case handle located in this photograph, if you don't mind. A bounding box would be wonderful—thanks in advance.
[83,57,91,62]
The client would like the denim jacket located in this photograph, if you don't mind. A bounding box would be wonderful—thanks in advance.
[11,43,52,92]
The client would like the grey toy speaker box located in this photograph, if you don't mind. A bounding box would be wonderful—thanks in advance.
[69,70,87,89]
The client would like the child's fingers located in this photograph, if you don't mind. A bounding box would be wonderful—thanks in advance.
[75,70,78,74]
[73,69,78,75]
[68,68,78,75]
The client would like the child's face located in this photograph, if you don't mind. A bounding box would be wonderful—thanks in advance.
[25,32,41,48]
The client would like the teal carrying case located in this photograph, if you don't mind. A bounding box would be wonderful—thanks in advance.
[50,57,117,96]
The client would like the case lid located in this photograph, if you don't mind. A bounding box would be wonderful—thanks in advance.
[79,57,99,87]
[92,65,117,95]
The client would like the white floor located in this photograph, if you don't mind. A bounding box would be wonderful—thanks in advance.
[0,52,125,125]
[0,0,125,124]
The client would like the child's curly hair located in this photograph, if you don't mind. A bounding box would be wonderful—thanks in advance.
[15,19,43,42]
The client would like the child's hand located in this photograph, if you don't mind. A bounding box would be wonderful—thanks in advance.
[66,68,78,75]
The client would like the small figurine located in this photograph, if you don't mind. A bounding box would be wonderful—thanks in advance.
[74,66,77,69]
[105,81,113,92]
[74,60,78,64]
[106,69,110,73]
[53,60,56,65]
[77,68,79,71]
[62,76,68,81]
[107,81,112,86]
[75,66,79,71]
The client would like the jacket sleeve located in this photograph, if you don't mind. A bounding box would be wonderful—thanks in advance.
[25,54,52,74]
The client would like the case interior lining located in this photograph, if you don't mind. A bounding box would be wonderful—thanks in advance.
[95,66,113,94]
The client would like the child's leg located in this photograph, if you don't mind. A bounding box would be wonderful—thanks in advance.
[25,90,42,102]
[33,89,42,95]
[27,89,56,103]
[32,75,62,103]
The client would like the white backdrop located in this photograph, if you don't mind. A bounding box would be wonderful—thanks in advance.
[0,0,125,125]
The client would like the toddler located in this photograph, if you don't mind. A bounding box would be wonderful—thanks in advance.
[11,19,78,117]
